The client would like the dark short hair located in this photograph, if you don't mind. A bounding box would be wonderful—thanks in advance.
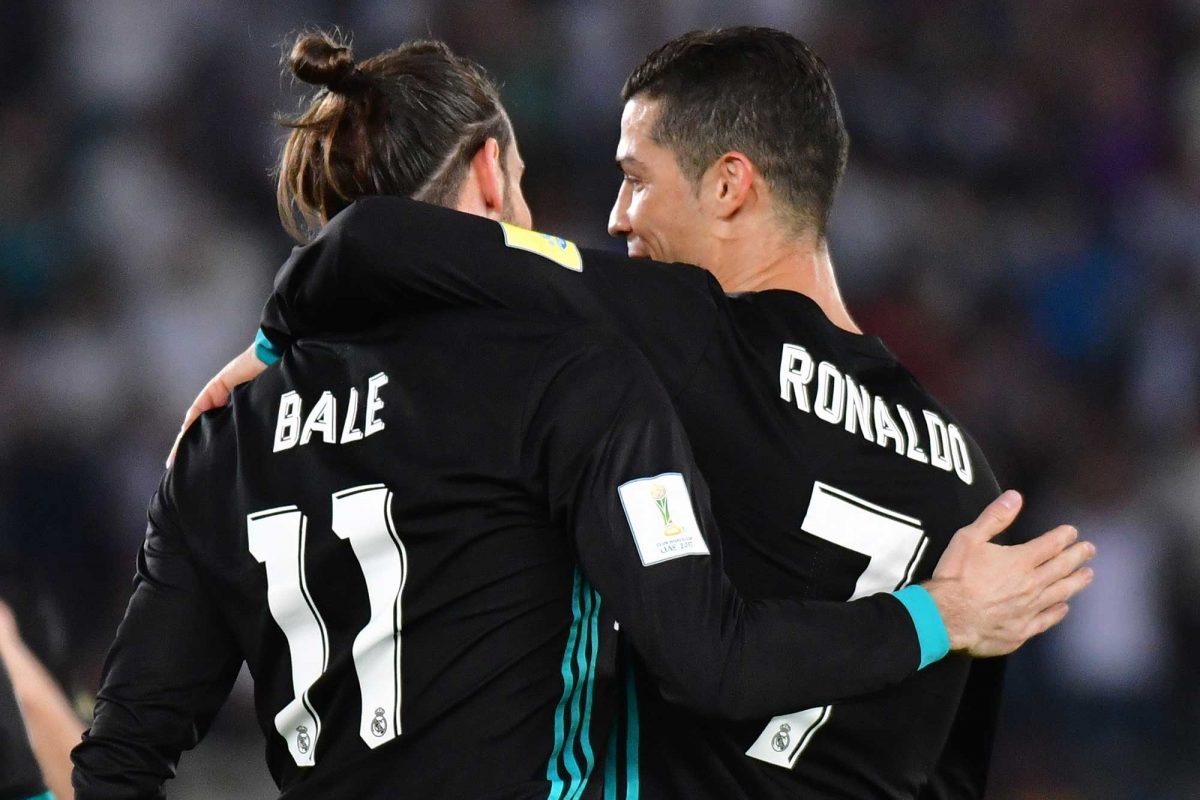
[277,31,511,242]
[622,27,848,236]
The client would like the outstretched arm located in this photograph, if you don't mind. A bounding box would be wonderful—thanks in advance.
[259,196,723,397]
[530,332,1091,717]
[169,197,720,466]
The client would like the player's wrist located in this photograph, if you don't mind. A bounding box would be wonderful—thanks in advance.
[919,578,977,653]
[893,584,951,669]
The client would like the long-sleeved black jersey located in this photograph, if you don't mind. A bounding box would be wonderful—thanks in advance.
[254,196,1007,799]
[72,311,927,800]
[0,660,47,800]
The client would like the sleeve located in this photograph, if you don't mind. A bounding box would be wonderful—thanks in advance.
[918,657,1007,799]
[258,196,723,396]
[524,332,926,719]
[71,485,242,800]
[0,661,47,800]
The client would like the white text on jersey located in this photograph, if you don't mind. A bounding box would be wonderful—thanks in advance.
[778,345,973,485]
[273,372,389,452]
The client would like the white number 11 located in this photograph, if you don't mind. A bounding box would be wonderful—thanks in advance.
[248,484,407,767]
[745,482,928,769]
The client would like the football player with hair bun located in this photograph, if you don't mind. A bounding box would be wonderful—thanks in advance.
[161,28,1094,800]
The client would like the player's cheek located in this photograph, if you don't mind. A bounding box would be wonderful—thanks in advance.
[628,190,654,237]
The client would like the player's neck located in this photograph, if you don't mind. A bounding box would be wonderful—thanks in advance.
[716,232,861,335]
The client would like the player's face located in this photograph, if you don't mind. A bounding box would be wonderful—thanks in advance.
[608,97,713,266]
[502,140,533,229]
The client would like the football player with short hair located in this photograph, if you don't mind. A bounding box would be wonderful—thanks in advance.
[165,28,1092,800]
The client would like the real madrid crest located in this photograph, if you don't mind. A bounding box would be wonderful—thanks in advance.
[771,722,791,752]
[296,725,311,754]
[371,707,388,737]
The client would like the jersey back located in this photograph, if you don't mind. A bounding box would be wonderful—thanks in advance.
[163,314,622,800]
[248,197,1011,798]
[636,289,1001,799]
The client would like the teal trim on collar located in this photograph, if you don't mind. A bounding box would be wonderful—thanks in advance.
[254,328,282,366]
[893,585,951,669]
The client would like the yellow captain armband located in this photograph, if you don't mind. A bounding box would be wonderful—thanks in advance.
[498,222,583,272]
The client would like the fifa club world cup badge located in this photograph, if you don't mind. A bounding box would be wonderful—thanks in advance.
[619,473,708,565]
[372,707,388,737]
[772,722,791,752]
[650,484,684,536]
[296,725,311,755]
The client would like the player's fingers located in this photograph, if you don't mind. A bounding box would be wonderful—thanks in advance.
[1036,566,1094,609]
[227,347,267,386]
[1024,601,1070,639]
[168,347,265,467]
[180,401,204,433]
[166,428,185,469]
[1031,539,1095,584]
[1016,524,1078,566]
[167,400,203,468]
[216,344,267,395]
[203,375,233,410]
[167,380,232,468]
[960,490,1023,543]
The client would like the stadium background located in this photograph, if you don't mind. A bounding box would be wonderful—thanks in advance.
[1,0,1197,797]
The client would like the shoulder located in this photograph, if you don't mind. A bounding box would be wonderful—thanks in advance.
[331,195,503,249]
[166,400,241,529]
[898,367,1003,505]
[579,246,723,297]
[520,319,667,419]
[528,318,658,390]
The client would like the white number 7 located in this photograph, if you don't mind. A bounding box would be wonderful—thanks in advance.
[745,482,927,769]
[248,484,407,767]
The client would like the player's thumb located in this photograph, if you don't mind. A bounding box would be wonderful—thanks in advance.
[966,490,1022,543]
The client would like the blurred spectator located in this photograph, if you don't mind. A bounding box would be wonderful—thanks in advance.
[0,600,84,800]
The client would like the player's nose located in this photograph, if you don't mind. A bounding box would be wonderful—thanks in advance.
[608,186,630,238]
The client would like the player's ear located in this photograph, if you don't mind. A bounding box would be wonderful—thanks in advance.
[704,151,756,221]
[468,137,507,220]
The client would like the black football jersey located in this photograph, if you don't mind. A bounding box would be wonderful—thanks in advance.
[0,660,47,800]
[72,311,927,800]
[255,197,1007,799]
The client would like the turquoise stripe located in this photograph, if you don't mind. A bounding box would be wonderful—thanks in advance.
[893,585,951,669]
[562,584,594,792]
[546,571,585,800]
[625,661,640,799]
[254,328,282,365]
[603,718,619,800]
[566,583,602,800]
[23,793,54,800]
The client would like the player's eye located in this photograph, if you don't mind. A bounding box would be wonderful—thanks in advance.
[622,174,644,190]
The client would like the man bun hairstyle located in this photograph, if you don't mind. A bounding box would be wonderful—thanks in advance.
[277,30,512,242]
[622,27,849,237]
[288,33,367,95]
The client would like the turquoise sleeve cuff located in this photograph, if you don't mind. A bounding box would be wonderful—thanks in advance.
[23,792,55,800]
[254,328,282,366]
[893,585,951,670]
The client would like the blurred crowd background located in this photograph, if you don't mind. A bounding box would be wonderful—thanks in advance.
[1,0,1197,797]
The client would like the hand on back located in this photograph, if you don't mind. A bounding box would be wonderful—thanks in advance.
[167,344,267,467]
[924,491,1095,657]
